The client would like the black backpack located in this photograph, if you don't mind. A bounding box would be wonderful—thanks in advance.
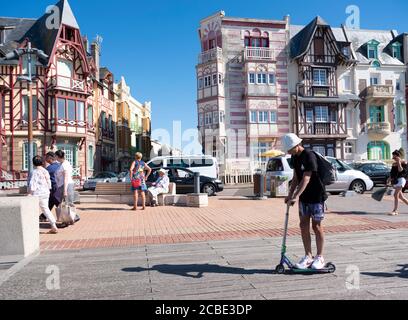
[312,151,338,186]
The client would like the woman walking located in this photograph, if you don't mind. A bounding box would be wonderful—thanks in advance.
[28,156,58,234]
[129,152,152,211]
[387,150,408,216]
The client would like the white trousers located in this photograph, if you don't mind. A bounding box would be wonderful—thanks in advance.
[148,187,168,202]
[39,195,57,227]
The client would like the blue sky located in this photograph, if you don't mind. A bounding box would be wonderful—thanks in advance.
[2,0,408,148]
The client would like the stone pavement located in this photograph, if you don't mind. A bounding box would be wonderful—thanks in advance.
[39,194,408,251]
[0,229,407,300]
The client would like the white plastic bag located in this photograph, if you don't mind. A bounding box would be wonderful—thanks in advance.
[59,200,76,224]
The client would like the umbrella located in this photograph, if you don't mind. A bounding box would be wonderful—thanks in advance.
[261,150,285,158]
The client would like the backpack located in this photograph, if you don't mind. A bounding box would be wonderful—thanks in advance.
[312,151,338,186]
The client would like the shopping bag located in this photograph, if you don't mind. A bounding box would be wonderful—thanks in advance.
[371,187,388,202]
[59,200,76,224]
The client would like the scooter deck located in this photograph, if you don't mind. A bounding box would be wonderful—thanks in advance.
[290,265,335,274]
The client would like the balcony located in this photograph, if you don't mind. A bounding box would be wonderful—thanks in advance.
[364,85,394,100]
[367,122,391,137]
[198,47,223,64]
[300,122,347,138]
[49,75,86,93]
[244,47,275,61]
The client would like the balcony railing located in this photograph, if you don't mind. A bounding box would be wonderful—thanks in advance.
[367,122,391,135]
[49,75,86,93]
[198,47,223,64]
[72,167,81,177]
[244,47,275,61]
[304,122,341,135]
[364,85,394,99]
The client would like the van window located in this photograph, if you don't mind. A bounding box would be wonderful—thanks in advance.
[168,158,190,168]
[190,158,214,167]
[267,159,283,172]
[150,159,163,168]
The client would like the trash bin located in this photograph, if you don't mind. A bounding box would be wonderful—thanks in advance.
[270,176,289,198]
[254,172,267,198]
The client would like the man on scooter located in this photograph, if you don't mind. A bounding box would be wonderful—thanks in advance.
[282,134,328,270]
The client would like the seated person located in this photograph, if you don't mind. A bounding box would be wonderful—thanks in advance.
[148,169,170,207]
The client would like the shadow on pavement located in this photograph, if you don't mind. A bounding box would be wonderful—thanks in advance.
[361,264,408,279]
[77,207,131,212]
[122,263,274,278]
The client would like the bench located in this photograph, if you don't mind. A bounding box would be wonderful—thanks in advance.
[95,182,132,195]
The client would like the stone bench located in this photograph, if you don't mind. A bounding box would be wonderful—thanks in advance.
[0,196,39,258]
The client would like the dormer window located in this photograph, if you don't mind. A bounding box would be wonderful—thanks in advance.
[342,46,350,57]
[367,40,380,59]
[392,43,402,60]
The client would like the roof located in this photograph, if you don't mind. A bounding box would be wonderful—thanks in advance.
[344,27,404,66]
[0,0,80,61]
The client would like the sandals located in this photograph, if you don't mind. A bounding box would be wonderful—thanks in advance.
[47,228,58,234]
[389,211,399,216]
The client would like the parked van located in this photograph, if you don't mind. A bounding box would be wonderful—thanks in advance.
[147,155,219,179]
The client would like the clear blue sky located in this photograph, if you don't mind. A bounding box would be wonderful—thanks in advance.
[2,0,408,148]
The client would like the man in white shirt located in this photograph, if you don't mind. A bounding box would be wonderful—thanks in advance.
[56,150,80,223]
[148,169,170,207]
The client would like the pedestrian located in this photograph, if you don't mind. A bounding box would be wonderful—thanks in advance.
[45,152,64,213]
[282,134,328,270]
[148,169,170,207]
[129,152,152,211]
[55,150,80,223]
[387,150,408,216]
[28,156,58,234]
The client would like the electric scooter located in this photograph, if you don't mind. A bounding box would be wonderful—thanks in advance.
[275,204,336,274]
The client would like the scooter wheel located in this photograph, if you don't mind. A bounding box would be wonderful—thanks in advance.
[327,263,336,274]
[275,264,285,274]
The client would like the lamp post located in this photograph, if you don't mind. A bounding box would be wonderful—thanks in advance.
[2,42,48,174]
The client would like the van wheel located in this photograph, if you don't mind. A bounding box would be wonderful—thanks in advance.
[202,183,216,196]
[350,180,366,194]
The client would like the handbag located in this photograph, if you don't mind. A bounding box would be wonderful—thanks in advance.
[59,200,76,224]
[371,187,388,202]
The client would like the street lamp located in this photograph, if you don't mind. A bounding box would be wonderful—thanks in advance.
[2,42,48,174]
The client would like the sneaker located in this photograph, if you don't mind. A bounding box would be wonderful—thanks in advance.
[311,256,325,270]
[295,256,314,269]
[388,211,399,216]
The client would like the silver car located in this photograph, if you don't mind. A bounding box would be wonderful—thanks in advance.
[266,155,374,194]
[83,172,119,191]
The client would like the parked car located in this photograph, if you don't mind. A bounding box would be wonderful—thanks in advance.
[147,155,219,179]
[83,172,119,191]
[265,155,374,194]
[351,162,390,186]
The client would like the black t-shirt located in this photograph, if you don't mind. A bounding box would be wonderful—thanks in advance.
[292,149,327,204]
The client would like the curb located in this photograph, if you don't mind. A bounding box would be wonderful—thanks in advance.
[0,250,40,287]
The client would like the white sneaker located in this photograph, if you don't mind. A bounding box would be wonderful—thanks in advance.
[311,256,325,270]
[295,256,313,269]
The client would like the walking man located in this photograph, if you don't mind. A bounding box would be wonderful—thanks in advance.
[282,134,328,270]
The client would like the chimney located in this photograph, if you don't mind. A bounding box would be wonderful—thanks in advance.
[91,41,100,80]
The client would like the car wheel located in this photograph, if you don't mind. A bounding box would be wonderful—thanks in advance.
[350,180,366,194]
[202,183,216,196]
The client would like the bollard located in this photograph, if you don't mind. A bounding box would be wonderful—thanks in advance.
[194,172,201,194]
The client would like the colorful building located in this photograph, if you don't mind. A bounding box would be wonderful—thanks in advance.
[196,11,290,174]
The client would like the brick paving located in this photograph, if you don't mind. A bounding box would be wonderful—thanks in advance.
[40,196,408,251]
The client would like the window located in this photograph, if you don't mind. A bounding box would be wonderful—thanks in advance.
[266,159,283,172]
[270,111,277,124]
[346,109,353,129]
[23,142,38,171]
[368,141,390,160]
[212,74,217,86]
[392,44,402,59]
[306,109,314,123]
[22,55,37,76]
[345,142,354,155]
[190,157,214,167]
[77,101,85,122]
[342,47,350,57]
[313,146,326,157]
[258,111,268,123]
[249,73,256,84]
[88,145,94,170]
[250,111,257,123]
[370,77,379,86]
[257,73,267,84]
[396,82,401,91]
[367,41,379,59]
[396,102,406,125]
[369,106,384,123]
[57,144,77,167]
[57,59,73,88]
[218,74,222,84]
[213,111,219,124]
[198,78,203,89]
[58,98,66,119]
[330,110,337,123]
[372,60,381,68]
[22,95,38,122]
[109,115,113,131]
[198,113,204,127]
[87,105,93,125]
[313,69,327,85]
[343,75,351,91]
[315,106,329,123]
[245,37,269,48]
[268,74,275,85]
[205,112,213,125]
[219,111,225,123]
[67,99,76,121]
[204,76,211,87]
[209,39,216,50]
[101,112,106,129]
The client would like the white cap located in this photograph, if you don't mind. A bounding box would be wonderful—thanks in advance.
[158,169,167,175]
[282,134,303,153]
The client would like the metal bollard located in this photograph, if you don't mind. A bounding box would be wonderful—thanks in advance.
[194,172,201,194]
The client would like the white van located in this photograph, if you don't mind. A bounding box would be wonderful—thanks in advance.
[147,155,219,179]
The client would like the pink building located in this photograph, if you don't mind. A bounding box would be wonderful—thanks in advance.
[196,12,290,173]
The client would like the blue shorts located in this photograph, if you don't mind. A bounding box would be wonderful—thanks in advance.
[299,202,325,222]
[131,184,147,192]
